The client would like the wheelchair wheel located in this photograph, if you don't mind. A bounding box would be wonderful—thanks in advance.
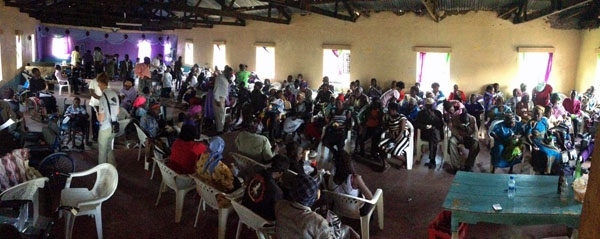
[38,152,75,188]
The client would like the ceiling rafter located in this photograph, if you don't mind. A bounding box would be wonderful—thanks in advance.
[142,1,290,24]
[4,0,600,31]
[515,0,593,23]
[264,0,356,22]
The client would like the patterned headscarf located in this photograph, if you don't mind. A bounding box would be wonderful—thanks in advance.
[288,174,319,207]
[203,136,225,174]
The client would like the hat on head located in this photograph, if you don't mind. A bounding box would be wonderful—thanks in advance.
[425,97,435,105]
[288,174,318,207]
[269,155,290,173]
[336,94,345,102]
[132,97,146,108]
[151,103,161,110]
[300,82,308,88]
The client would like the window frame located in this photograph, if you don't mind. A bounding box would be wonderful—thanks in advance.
[322,44,351,93]
[414,47,452,95]
[184,40,194,66]
[255,42,276,81]
[213,41,227,72]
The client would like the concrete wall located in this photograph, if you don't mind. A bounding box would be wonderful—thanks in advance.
[576,29,600,93]
[174,11,581,95]
[0,4,39,88]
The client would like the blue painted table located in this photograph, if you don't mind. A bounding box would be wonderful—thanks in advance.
[442,171,582,239]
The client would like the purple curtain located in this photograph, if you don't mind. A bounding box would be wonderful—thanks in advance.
[544,52,553,83]
[417,52,426,83]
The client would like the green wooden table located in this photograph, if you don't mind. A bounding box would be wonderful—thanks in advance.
[443,171,582,239]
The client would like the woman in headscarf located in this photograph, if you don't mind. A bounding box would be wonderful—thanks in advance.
[490,113,524,173]
[196,136,240,194]
[525,106,562,174]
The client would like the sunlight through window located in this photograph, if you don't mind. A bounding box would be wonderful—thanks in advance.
[164,41,172,63]
[16,35,23,69]
[31,34,36,62]
[213,43,227,72]
[256,46,275,80]
[50,35,70,60]
[137,40,152,61]
[416,52,451,94]
[0,43,3,81]
[517,52,552,95]
[323,49,350,92]
[184,41,194,65]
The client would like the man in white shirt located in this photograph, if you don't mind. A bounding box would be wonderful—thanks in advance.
[88,72,106,143]
[96,72,120,166]
[213,65,233,134]
[161,66,173,98]
[70,46,80,70]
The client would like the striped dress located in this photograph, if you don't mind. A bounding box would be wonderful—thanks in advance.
[378,113,411,157]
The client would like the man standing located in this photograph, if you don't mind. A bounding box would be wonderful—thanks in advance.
[119,54,133,81]
[235,64,251,89]
[88,71,105,143]
[70,46,80,70]
[213,65,232,135]
[173,56,183,90]
[96,73,119,166]
[134,57,152,92]
[93,47,104,75]
[161,66,173,98]
[150,54,164,81]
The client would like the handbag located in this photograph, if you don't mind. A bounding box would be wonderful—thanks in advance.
[103,92,120,134]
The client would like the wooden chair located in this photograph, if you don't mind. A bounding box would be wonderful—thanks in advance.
[322,188,384,239]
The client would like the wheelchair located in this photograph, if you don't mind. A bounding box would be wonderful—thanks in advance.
[58,98,89,151]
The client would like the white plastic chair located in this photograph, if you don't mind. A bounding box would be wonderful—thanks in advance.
[405,122,415,169]
[134,122,149,163]
[231,200,275,239]
[230,152,268,170]
[322,188,384,239]
[56,77,71,96]
[150,146,167,180]
[154,158,195,223]
[60,163,118,239]
[192,176,243,239]
[415,128,429,163]
[115,118,131,141]
[0,177,49,227]
[383,121,416,169]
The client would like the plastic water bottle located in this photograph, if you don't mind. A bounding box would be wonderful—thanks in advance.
[507,176,516,200]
